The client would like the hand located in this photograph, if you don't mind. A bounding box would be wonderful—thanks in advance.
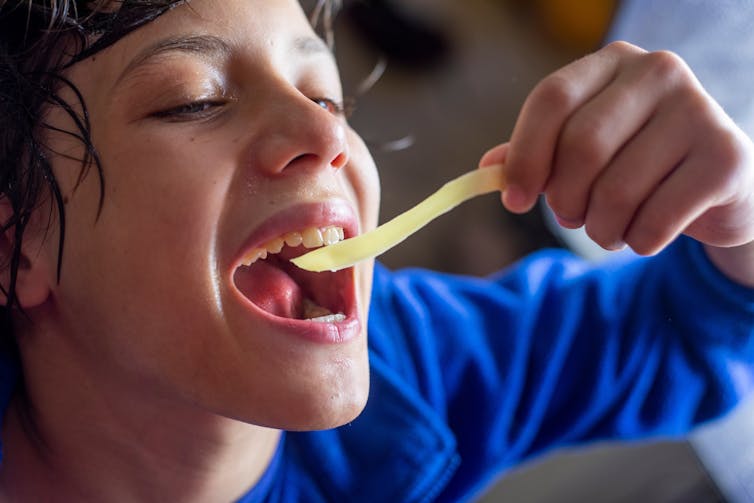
[481,41,754,285]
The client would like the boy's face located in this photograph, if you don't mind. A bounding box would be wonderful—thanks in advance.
[36,0,380,429]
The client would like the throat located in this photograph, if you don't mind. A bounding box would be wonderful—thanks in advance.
[233,256,344,320]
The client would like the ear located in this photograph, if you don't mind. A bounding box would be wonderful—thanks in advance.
[0,199,53,309]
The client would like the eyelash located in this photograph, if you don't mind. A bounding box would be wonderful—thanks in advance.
[152,99,228,121]
[152,95,355,122]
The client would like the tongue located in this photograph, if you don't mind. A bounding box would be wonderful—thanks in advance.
[234,261,303,318]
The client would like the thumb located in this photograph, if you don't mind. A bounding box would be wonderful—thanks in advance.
[480,143,529,213]
[479,142,509,168]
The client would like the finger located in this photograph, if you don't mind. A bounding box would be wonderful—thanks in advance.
[583,97,693,250]
[624,155,720,256]
[546,50,685,228]
[504,41,645,213]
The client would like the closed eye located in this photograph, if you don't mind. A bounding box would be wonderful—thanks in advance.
[151,99,229,121]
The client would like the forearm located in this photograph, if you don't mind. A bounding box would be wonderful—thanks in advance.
[705,241,754,288]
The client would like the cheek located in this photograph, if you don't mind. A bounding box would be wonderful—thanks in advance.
[50,129,231,338]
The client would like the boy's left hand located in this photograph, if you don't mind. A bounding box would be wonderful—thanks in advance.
[481,41,754,286]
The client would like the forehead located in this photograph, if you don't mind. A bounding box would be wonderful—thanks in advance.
[75,0,335,98]
[98,0,323,69]
[150,0,315,35]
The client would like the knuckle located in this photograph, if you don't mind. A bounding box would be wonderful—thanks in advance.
[644,49,690,83]
[531,74,580,116]
[699,129,750,202]
[604,40,644,57]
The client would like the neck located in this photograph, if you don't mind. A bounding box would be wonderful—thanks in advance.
[1,402,281,502]
[0,323,281,502]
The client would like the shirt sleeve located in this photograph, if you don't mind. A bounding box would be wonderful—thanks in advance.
[367,236,754,498]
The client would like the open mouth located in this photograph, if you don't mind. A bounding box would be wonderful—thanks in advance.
[232,225,354,323]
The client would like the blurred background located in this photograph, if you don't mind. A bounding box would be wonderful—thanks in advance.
[325,0,754,501]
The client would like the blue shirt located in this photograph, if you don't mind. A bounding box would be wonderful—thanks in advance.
[3,238,754,502]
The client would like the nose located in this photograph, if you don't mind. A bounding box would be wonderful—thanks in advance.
[247,89,350,176]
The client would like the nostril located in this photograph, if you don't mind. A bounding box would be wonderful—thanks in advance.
[284,151,346,172]
[288,153,311,166]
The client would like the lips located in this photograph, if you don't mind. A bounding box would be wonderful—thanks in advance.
[230,202,359,332]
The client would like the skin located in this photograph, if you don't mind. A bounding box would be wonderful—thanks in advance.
[0,3,752,503]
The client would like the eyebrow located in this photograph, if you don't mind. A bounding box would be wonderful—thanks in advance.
[115,33,332,87]
[115,35,232,86]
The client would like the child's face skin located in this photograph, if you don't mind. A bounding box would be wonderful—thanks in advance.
[28,0,380,430]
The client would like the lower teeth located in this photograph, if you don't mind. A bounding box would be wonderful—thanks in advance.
[309,313,347,323]
[301,298,344,322]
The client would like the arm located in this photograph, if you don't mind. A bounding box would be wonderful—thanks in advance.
[368,239,754,502]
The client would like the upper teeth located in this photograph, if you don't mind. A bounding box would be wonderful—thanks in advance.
[241,226,345,266]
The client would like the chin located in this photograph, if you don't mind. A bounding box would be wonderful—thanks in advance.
[282,371,371,431]
[288,401,367,432]
[270,371,370,431]
[213,359,370,431]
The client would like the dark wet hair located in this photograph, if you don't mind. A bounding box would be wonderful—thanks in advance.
[0,0,190,339]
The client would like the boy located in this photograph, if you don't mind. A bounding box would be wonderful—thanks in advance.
[0,0,752,501]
